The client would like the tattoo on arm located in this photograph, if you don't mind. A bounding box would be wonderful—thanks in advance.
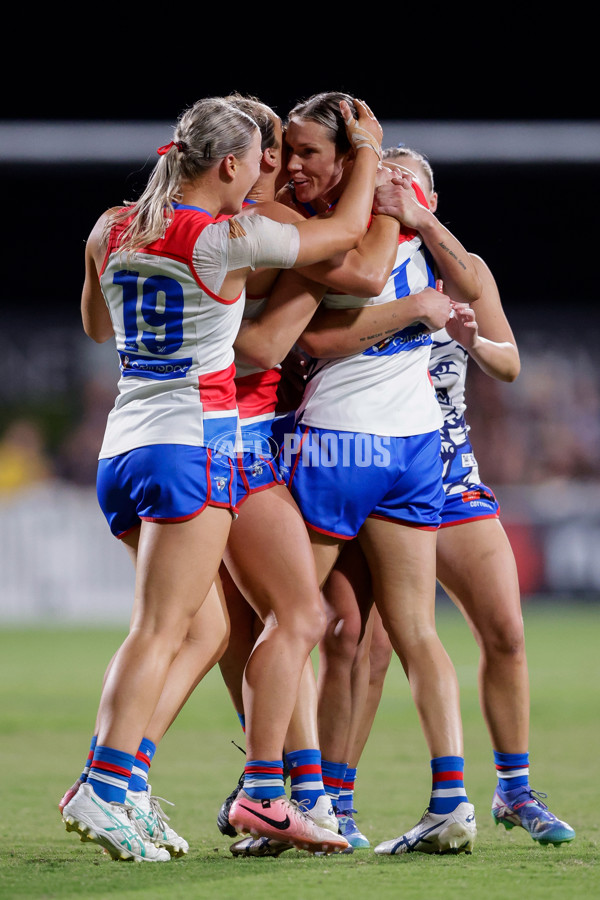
[439,241,467,270]
[359,325,399,343]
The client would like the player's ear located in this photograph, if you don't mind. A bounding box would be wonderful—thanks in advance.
[263,146,279,170]
[221,154,237,181]
[429,192,438,213]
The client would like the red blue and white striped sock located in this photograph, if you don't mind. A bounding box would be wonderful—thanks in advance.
[321,759,347,811]
[243,759,284,800]
[286,748,327,811]
[429,756,469,814]
[337,766,357,814]
[494,751,530,795]
[87,745,134,803]
[80,735,98,782]
[128,737,156,793]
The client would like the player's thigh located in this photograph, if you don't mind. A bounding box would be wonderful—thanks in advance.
[358,516,438,638]
[436,517,523,643]
[322,540,373,641]
[185,577,230,644]
[131,506,232,633]
[224,484,323,626]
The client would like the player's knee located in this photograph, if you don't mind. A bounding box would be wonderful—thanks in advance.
[369,638,393,683]
[213,615,231,660]
[480,616,526,661]
[322,611,363,662]
[275,598,327,649]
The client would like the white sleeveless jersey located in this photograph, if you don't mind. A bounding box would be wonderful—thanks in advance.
[297,234,442,437]
[429,327,482,493]
[98,205,298,458]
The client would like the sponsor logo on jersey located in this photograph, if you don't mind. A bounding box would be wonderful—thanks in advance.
[363,324,432,358]
[119,352,192,380]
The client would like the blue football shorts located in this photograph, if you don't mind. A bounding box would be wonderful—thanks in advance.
[281,424,445,539]
[96,443,237,538]
[439,483,500,528]
[232,418,286,508]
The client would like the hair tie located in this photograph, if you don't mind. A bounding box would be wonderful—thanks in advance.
[157,140,187,155]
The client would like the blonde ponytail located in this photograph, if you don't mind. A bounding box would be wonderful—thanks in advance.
[108,97,259,253]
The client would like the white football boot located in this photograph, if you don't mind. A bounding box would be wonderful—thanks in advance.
[374,802,477,855]
[126,785,189,857]
[62,782,170,861]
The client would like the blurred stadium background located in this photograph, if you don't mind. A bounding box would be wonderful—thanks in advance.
[1,93,599,623]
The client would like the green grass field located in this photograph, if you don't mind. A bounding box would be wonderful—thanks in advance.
[1,601,598,900]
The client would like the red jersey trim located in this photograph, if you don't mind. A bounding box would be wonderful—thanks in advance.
[102,207,242,305]
[235,369,281,419]
[439,512,500,529]
[198,361,238,412]
[304,520,356,541]
[367,513,439,531]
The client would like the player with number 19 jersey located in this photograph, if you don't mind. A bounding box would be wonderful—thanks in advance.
[95,203,299,535]
[98,203,298,457]
[99,204,242,458]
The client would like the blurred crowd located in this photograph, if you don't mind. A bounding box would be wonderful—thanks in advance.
[1,335,598,496]
[0,378,115,493]
[1,330,599,602]
[466,338,600,486]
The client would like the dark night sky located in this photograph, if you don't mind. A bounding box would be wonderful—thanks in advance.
[3,34,594,124]
[3,49,598,334]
